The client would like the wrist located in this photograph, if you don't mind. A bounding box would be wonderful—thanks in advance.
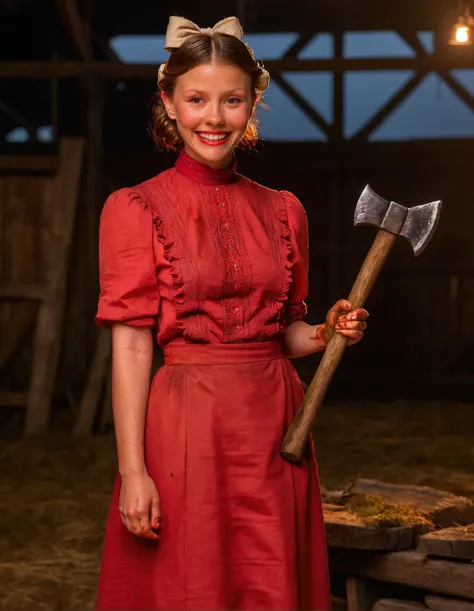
[119,465,148,480]
[314,323,330,349]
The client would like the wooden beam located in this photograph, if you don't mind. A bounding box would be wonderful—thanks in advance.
[0,283,49,300]
[54,0,89,60]
[350,72,427,141]
[0,155,58,173]
[3,56,474,79]
[399,31,474,112]
[330,550,474,601]
[0,392,28,407]
[283,32,317,57]
[25,138,84,435]
[439,72,474,111]
[73,329,111,435]
[0,100,37,139]
[272,74,332,137]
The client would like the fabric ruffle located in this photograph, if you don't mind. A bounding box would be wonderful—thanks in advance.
[277,190,309,330]
[130,181,206,342]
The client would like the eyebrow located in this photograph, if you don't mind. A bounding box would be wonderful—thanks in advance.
[182,89,247,96]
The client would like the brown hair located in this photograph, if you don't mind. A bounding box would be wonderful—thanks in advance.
[150,32,266,150]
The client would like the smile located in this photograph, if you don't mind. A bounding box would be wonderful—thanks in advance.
[196,132,231,146]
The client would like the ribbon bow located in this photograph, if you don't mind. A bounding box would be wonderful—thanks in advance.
[164,16,244,50]
[157,16,270,92]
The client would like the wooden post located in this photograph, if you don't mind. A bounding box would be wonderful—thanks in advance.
[346,577,379,611]
[25,138,84,435]
[73,328,111,435]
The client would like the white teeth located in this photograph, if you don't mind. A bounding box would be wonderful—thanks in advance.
[198,133,228,141]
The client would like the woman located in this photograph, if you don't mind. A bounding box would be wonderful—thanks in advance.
[95,16,368,611]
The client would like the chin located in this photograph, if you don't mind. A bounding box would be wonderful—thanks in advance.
[191,140,236,168]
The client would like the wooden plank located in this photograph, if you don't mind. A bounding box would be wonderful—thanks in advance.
[418,525,474,560]
[346,577,379,611]
[324,504,414,551]
[351,73,426,141]
[3,56,474,79]
[426,595,474,611]
[347,479,474,527]
[54,0,89,60]
[25,138,84,435]
[329,550,474,601]
[73,330,111,435]
[271,74,333,137]
[0,305,37,370]
[373,601,427,611]
[0,283,49,300]
[0,156,58,173]
[0,392,28,406]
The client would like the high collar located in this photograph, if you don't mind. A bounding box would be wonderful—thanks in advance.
[175,149,237,185]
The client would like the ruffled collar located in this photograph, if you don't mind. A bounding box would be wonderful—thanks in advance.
[175,149,236,185]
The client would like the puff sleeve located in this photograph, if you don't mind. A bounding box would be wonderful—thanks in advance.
[95,188,160,328]
[280,190,309,327]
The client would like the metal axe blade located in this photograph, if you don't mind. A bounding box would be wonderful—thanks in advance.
[354,185,442,256]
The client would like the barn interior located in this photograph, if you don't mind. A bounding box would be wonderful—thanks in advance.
[1,0,474,609]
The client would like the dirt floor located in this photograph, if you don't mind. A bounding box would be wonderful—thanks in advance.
[1,400,474,610]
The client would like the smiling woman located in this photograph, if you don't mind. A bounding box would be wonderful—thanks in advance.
[94,14,369,611]
[159,63,255,169]
[150,21,269,158]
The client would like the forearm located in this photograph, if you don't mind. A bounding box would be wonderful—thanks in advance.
[282,320,327,358]
[111,325,154,478]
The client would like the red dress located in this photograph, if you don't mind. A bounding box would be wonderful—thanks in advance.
[95,150,331,611]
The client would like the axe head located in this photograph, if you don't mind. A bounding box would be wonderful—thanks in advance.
[354,185,442,256]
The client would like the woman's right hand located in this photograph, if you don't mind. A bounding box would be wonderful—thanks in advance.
[119,471,161,540]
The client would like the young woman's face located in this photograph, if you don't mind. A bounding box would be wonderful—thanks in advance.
[162,62,254,169]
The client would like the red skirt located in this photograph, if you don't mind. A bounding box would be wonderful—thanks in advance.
[96,341,331,610]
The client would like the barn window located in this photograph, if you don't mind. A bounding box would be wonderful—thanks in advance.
[105,31,474,143]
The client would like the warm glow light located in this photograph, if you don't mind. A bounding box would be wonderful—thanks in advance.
[456,25,470,42]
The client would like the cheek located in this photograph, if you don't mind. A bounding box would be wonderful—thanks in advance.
[174,103,200,130]
[227,105,253,130]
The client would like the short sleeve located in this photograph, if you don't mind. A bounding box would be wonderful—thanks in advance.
[280,190,309,327]
[95,188,160,328]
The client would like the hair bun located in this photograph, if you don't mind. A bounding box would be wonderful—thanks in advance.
[256,67,270,92]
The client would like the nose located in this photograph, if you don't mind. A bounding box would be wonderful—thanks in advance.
[205,101,225,126]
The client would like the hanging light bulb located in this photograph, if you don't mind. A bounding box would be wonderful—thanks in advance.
[449,1,474,45]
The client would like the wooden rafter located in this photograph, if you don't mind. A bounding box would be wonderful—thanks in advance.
[0,100,37,139]
[399,30,474,111]
[54,0,89,60]
[271,74,333,138]
[283,32,317,58]
[350,72,427,141]
[3,55,474,79]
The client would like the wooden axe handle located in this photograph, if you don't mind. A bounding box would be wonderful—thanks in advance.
[280,229,398,462]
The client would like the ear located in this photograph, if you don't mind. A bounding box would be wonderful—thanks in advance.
[161,91,177,120]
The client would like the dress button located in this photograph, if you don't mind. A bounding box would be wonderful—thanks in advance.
[219,202,225,208]
[215,187,219,192]
[233,264,238,269]
[227,244,232,250]
[223,223,230,229]
[234,307,240,312]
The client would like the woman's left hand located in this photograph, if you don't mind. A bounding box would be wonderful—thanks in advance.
[324,299,369,346]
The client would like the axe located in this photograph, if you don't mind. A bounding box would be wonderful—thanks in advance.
[280,185,442,463]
